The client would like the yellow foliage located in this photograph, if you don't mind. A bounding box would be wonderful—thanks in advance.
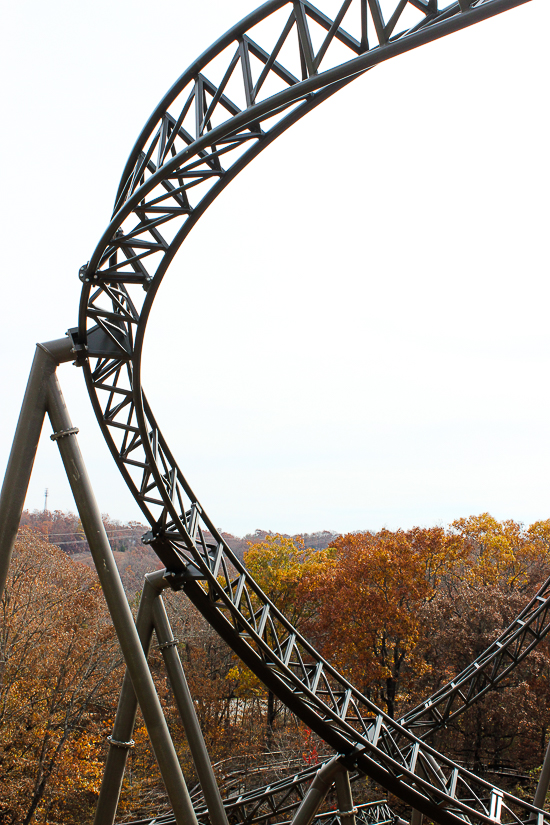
[226,664,265,698]
[244,534,334,627]
[451,513,545,589]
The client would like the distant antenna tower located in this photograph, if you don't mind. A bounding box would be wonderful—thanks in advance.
[44,488,49,512]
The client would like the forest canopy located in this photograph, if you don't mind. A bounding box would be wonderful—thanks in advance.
[2,513,550,823]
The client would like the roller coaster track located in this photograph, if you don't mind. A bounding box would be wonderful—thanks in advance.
[136,768,395,825]
[127,571,550,825]
[125,762,394,825]
[76,2,545,824]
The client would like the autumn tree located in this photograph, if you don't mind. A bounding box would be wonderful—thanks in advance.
[303,527,465,718]
[0,529,122,824]
[244,534,335,734]
[416,515,550,779]
[19,509,151,561]
[244,534,334,627]
[4,513,550,821]
[18,510,86,556]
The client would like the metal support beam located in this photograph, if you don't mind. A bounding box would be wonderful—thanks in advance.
[96,569,229,825]
[44,366,197,825]
[290,757,344,825]
[409,757,433,825]
[93,574,158,825]
[0,337,73,601]
[149,573,229,825]
[0,339,197,822]
[334,770,357,825]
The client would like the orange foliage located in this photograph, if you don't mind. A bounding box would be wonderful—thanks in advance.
[303,527,464,717]
[0,529,122,824]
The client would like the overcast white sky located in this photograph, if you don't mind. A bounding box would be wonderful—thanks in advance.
[0,0,548,537]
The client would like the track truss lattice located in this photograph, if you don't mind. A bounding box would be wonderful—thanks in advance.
[76,3,543,825]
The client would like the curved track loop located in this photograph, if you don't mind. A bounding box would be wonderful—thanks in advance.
[135,571,550,825]
[77,2,542,825]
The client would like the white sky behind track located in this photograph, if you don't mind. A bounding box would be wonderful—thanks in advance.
[0,0,548,537]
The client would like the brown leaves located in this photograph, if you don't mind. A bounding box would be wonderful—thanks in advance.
[0,529,123,824]
[244,534,335,628]
[4,513,550,821]
[301,528,457,717]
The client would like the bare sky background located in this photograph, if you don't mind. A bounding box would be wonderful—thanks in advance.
[0,0,548,536]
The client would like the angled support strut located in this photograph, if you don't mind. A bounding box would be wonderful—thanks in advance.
[0,337,73,599]
[0,338,197,825]
[96,569,229,825]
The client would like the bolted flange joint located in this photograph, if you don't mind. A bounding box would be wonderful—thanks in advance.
[50,427,79,441]
[107,735,135,750]
[157,639,180,651]
[78,262,92,283]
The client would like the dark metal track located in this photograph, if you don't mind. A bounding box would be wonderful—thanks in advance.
[142,570,550,825]
[127,771,395,825]
[401,575,550,736]
[76,2,544,825]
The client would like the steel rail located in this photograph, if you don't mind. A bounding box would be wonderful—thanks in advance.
[75,2,542,825]
[117,565,550,825]
[124,791,395,825]
[400,573,550,735]
[190,770,391,825]
[111,563,550,825]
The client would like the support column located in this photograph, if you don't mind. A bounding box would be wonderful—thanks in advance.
[93,577,157,825]
[0,337,73,600]
[334,770,357,825]
[149,572,229,825]
[96,570,229,825]
[291,757,343,825]
[45,369,197,825]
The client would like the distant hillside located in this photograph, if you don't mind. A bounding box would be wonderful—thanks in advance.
[18,509,339,593]
[224,529,339,561]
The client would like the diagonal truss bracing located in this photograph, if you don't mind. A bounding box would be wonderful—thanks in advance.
[76,2,542,825]
[125,772,395,825]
